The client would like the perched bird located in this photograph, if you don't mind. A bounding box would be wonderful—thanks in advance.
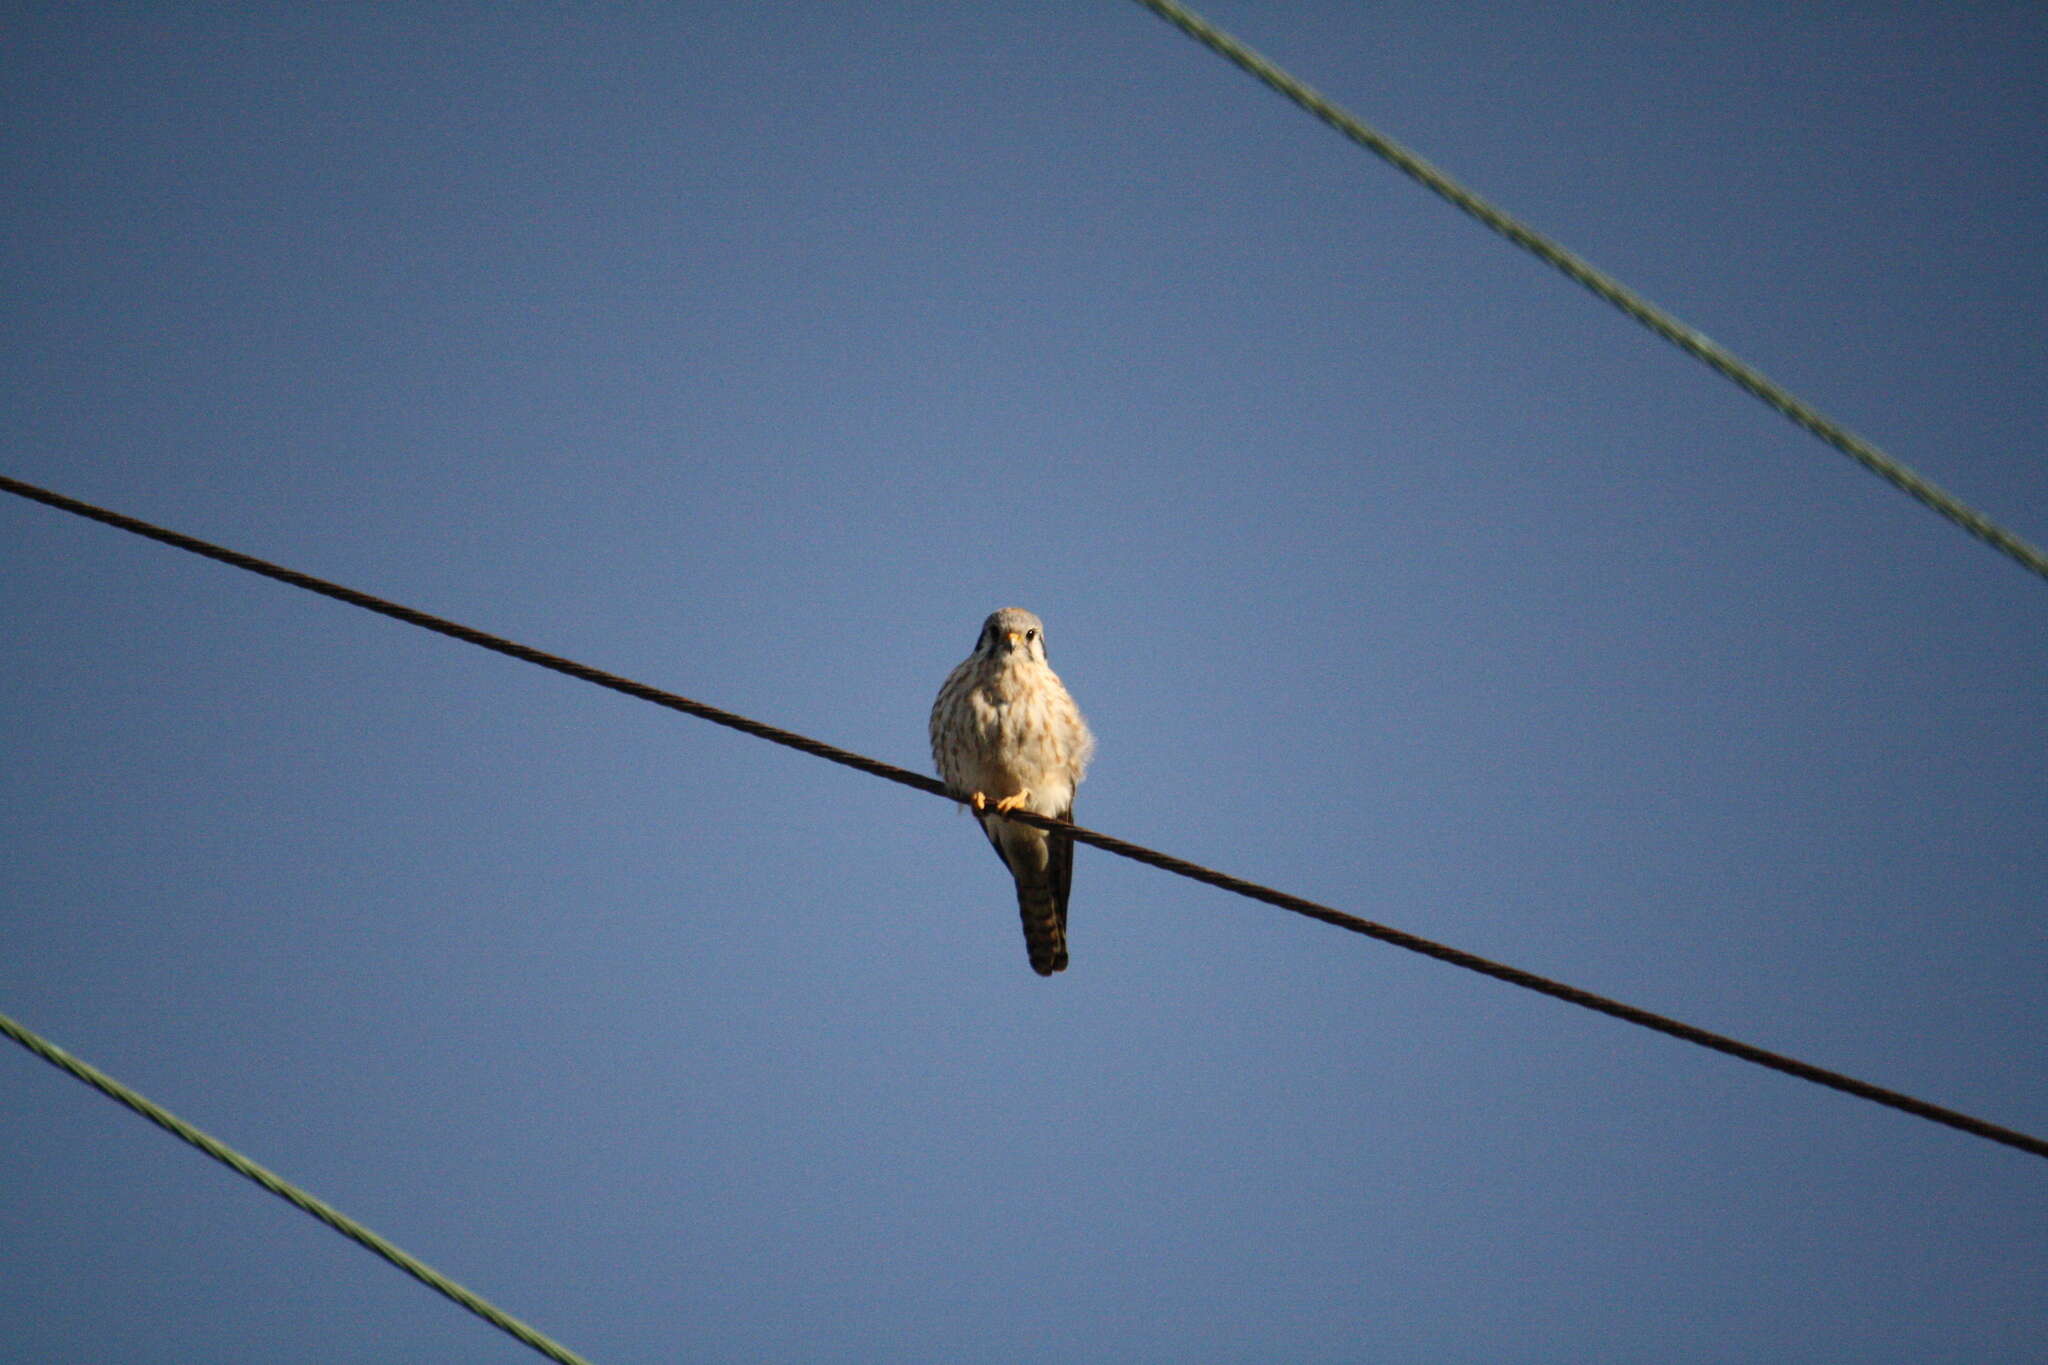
[930,607,1096,975]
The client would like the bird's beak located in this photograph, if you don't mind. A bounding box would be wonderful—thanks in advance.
[1005,631,1024,649]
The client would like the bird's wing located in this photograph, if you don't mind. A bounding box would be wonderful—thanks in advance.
[975,813,1009,867]
[1047,803,1075,932]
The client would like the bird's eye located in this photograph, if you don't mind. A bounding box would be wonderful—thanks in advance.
[1026,628,1038,642]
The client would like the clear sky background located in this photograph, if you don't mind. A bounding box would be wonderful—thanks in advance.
[4,3,2044,1361]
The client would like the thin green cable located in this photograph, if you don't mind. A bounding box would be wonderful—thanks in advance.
[0,1009,596,1365]
[1125,0,2048,584]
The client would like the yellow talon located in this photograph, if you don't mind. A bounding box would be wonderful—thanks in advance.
[994,789,1032,813]
[969,791,989,812]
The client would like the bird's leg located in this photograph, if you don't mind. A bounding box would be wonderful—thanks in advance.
[993,788,1032,813]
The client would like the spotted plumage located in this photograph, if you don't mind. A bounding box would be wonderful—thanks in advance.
[930,608,1095,975]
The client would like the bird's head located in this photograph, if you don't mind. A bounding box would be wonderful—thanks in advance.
[978,606,1048,664]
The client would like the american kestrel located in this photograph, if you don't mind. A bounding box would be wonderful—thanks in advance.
[930,607,1096,975]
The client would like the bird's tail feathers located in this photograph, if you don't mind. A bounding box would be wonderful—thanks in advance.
[1015,877,1068,976]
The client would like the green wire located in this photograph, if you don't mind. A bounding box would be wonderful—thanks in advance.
[1127,0,2048,584]
[0,1009,596,1365]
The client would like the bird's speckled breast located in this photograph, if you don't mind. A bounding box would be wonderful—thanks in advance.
[962,670,1077,808]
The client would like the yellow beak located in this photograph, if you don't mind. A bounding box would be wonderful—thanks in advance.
[1006,631,1024,647]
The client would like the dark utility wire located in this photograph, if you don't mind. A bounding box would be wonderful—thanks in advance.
[5,473,2042,1161]
[0,1009,595,1365]
[1125,0,2048,584]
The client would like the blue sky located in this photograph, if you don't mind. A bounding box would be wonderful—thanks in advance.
[4,3,2044,1361]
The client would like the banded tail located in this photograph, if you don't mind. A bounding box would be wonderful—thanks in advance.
[1016,874,1069,976]
[986,813,1076,977]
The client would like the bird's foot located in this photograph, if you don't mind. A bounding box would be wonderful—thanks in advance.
[969,791,989,812]
[994,789,1032,813]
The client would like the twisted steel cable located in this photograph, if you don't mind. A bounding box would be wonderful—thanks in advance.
[1124,0,2048,584]
[0,1009,595,1365]
[4,472,2042,1161]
